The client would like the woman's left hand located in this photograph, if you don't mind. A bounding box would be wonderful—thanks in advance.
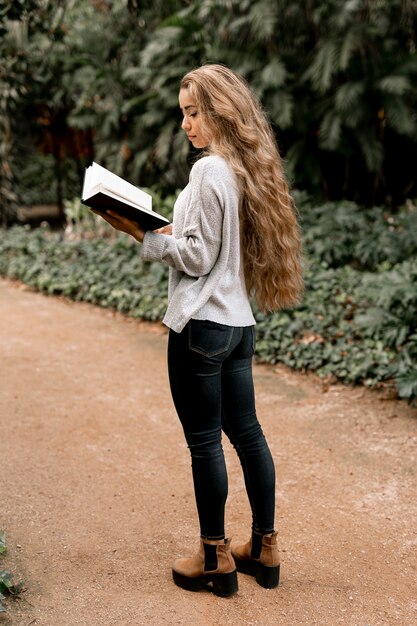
[92,209,145,242]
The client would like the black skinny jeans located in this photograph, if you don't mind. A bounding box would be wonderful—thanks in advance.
[168,319,276,540]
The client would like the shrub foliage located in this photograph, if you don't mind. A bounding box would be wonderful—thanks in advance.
[1,196,416,406]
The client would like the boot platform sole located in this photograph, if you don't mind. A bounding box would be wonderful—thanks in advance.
[172,569,238,597]
[234,557,280,589]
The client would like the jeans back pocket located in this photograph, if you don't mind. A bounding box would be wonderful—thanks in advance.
[188,319,234,357]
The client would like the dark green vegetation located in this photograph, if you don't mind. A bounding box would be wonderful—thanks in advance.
[1,0,417,226]
[1,195,416,406]
[0,531,24,613]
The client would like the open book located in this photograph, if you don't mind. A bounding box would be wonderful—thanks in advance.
[81,162,170,231]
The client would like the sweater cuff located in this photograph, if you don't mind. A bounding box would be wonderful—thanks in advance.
[140,231,167,262]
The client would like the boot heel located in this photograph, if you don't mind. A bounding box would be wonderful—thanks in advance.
[211,570,238,597]
[255,563,280,589]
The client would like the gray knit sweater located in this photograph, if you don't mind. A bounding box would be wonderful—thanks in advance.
[140,155,255,333]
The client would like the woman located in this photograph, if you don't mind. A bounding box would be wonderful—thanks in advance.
[96,64,303,597]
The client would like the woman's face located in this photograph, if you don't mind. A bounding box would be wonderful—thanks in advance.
[179,88,210,149]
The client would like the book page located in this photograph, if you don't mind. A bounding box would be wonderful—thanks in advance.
[81,165,94,200]
[83,163,152,211]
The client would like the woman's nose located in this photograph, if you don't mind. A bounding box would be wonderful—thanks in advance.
[182,116,191,131]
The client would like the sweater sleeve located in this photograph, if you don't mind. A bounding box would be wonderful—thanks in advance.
[140,159,225,277]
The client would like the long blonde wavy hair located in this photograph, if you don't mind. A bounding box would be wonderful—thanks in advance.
[180,64,303,311]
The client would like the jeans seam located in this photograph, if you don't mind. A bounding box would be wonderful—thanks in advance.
[238,448,259,529]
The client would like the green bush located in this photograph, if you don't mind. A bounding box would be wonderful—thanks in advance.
[0,226,169,321]
[254,258,417,404]
[297,193,417,271]
[0,531,23,613]
[1,195,416,406]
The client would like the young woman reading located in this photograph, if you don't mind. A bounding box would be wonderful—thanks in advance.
[95,64,303,597]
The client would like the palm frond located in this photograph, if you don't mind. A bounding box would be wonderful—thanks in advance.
[357,131,384,172]
[378,75,412,96]
[247,0,278,42]
[261,58,287,89]
[327,0,362,31]
[335,81,365,114]
[140,27,183,68]
[225,0,278,44]
[303,40,339,93]
[154,119,176,167]
[339,27,364,70]
[269,91,293,129]
[383,96,417,137]
[319,111,342,150]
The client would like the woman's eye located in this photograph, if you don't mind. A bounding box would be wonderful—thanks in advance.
[190,112,197,118]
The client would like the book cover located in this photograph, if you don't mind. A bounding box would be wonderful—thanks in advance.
[81,163,170,232]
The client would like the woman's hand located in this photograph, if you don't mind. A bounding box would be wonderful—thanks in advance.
[92,209,146,242]
[154,224,173,235]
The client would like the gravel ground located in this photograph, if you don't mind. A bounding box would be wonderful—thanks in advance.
[0,278,416,626]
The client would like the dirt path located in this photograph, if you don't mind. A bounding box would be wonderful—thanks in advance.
[0,278,416,626]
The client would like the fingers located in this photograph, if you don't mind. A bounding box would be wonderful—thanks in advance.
[90,208,145,242]
[107,210,124,222]
[92,209,124,231]
[154,224,173,235]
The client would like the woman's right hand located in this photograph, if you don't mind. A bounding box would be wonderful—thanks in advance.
[154,224,173,235]
[91,209,145,242]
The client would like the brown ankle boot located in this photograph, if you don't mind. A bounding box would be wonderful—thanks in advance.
[172,538,238,597]
[232,531,280,589]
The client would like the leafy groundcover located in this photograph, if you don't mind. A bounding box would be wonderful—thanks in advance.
[1,197,416,406]
[0,531,24,612]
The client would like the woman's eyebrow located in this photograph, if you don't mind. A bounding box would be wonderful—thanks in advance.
[182,104,197,111]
